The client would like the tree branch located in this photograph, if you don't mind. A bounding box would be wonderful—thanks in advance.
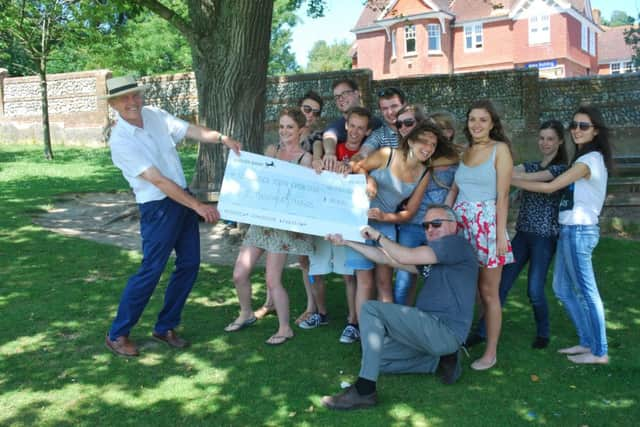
[135,0,192,39]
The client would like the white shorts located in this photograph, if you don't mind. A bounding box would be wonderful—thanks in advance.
[309,237,354,276]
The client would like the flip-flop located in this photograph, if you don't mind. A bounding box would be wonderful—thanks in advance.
[265,334,293,346]
[224,316,257,333]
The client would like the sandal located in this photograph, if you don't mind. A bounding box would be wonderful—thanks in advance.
[254,305,275,319]
[224,316,257,332]
[265,333,294,346]
[294,311,313,325]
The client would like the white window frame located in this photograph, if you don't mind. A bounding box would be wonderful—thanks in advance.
[464,22,483,51]
[589,29,596,55]
[529,14,550,45]
[404,25,416,55]
[581,24,588,51]
[610,62,620,74]
[624,61,636,73]
[427,23,441,53]
[391,31,397,58]
[610,61,637,74]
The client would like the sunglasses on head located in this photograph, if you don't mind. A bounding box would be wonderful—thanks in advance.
[377,87,405,100]
[395,118,416,129]
[569,121,594,131]
[301,104,321,116]
[421,219,456,230]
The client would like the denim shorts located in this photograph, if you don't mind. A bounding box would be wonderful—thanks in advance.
[346,221,397,271]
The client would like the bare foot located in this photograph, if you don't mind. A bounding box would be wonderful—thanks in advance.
[470,356,497,371]
[294,311,313,325]
[567,353,609,364]
[254,305,275,319]
[558,345,590,355]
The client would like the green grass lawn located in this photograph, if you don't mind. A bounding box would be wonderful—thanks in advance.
[1,144,638,426]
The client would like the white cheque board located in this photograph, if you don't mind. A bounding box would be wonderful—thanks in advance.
[218,151,369,242]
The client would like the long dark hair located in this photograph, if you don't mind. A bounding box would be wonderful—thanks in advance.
[540,119,568,166]
[399,121,458,163]
[463,100,511,148]
[571,105,614,171]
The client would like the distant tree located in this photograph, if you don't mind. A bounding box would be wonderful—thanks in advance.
[305,39,352,73]
[602,10,635,27]
[48,8,192,76]
[624,17,640,67]
[268,0,300,75]
[0,1,117,159]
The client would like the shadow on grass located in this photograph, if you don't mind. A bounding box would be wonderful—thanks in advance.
[1,145,639,425]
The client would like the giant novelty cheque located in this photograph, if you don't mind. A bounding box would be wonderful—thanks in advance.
[218,151,369,242]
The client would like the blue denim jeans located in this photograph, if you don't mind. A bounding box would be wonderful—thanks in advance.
[393,223,426,305]
[476,231,556,338]
[552,224,607,356]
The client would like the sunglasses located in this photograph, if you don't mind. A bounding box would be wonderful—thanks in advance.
[301,104,321,116]
[395,118,416,129]
[333,89,355,101]
[569,121,594,131]
[421,219,456,230]
[377,87,406,100]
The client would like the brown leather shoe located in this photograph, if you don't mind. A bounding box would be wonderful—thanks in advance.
[152,329,190,349]
[105,334,139,357]
[321,385,377,410]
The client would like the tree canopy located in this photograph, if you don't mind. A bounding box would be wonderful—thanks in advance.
[305,39,352,73]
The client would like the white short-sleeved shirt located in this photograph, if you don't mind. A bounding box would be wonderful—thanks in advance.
[109,106,190,203]
[559,151,607,226]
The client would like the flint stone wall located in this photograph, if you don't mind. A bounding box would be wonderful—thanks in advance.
[1,67,639,164]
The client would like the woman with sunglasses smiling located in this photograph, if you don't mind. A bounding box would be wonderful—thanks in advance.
[446,100,514,371]
[347,122,444,318]
[511,106,613,365]
[390,106,460,306]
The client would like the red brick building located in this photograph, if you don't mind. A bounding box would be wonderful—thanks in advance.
[352,0,601,79]
[597,25,638,75]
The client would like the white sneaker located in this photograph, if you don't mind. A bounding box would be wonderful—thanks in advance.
[339,325,360,344]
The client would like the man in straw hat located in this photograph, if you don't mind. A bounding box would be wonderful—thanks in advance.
[102,75,241,357]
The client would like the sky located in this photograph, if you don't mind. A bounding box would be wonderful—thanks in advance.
[291,0,640,67]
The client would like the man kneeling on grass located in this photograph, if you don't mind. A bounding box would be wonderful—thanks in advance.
[321,204,478,410]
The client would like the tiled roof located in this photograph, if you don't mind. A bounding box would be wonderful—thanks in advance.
[598,25,636,63]
[352,0,598,30]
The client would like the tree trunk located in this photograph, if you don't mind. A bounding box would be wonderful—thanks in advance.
[39,15,53,160]
[187,0,273,200]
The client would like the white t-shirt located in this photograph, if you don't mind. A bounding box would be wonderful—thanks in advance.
[558,151,607,226]
[110,106,189,203]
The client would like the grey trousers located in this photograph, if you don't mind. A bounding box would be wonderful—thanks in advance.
[359,301,460,381]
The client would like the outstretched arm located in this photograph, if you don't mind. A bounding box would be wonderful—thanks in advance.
[326,232,419,273]
[141,166,219,223]
[512,163,589,193]
[185,124,241,154]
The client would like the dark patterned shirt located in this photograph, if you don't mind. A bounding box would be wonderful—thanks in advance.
[516,161,567,237]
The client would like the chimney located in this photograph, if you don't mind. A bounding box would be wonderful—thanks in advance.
[592,8,602,25]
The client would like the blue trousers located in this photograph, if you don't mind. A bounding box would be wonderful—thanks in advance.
[553,225,607,356]
[394,223,426,305]
[476,231,556,339]
[108,196,200,340]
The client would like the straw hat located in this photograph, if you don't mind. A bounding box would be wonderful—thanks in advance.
[100,76,148,100]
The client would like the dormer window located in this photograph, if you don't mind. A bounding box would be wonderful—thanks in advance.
[529,14,550,45]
